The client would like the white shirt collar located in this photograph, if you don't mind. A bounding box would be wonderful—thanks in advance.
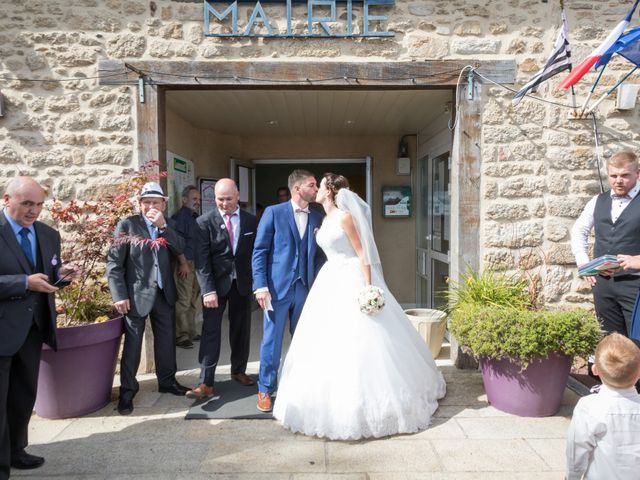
[218,207,240,218]
[609,183,640,200]
[290,199,309,212]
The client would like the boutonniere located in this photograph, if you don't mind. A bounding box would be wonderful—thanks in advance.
[51,254,59,267]
[220,223,226,230]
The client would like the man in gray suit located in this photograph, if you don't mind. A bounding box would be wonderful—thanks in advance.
[106,182,188,415]
[0,177,79,478]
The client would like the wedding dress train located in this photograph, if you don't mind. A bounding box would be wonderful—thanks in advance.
[273,213,446,440]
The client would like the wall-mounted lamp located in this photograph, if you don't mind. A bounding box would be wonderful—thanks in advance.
[396,136,411,175]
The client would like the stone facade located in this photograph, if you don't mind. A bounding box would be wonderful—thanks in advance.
[1,0,640,307]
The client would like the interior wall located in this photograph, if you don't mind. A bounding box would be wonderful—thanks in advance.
[165,108,241,181]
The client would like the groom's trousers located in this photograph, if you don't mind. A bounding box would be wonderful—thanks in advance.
[258,280,308,394]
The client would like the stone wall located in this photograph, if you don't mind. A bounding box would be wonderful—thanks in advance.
[1,0,639,306]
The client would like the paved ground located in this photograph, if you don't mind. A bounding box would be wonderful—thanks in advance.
[16,310,577,479]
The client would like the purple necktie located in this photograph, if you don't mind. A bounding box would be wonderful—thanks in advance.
[225,213,235,251]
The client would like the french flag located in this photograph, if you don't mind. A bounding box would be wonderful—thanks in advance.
[559,0,640,89]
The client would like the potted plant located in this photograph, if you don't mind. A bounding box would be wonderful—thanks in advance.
[34,162,165,419]
[448,268,601,417]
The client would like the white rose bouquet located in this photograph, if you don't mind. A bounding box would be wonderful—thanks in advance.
[358,285,386,315]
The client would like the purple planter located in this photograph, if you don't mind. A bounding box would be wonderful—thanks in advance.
[480,352,572,417]
[35,316,124,419]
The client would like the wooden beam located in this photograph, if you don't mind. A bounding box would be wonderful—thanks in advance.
[135,84,166,170]
[99,59,515,88]
[448,79,482,370]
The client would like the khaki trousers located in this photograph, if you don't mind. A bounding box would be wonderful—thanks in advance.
[174,260,201,342]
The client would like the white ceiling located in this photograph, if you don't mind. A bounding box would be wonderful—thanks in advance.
[165,89,453,136]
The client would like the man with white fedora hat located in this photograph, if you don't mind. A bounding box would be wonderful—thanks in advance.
[107,181,188,415]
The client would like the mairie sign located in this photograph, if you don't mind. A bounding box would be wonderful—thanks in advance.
[203,0,395,38]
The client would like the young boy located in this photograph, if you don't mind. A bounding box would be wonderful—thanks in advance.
[566,333,640,479]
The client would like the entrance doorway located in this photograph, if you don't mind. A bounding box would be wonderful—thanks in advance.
[417,151,450,309]
[163,87,453,307]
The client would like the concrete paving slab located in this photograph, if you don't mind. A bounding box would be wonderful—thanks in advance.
[437,381,487,406]
[200,439,326,473]
[432,438,549,472]
[293,475,367,480]
[393,417,465,440]
[368,473,564,479]
[26,417,74,444]
[326,439,441,473]
[456,416,570,439]
[526,438,568,471]
[21,437,212,476]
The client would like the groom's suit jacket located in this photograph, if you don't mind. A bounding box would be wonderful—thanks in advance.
[194,209,257,298]
[0,210,62,355]
[106,214,184,318]
[252,202,325,301]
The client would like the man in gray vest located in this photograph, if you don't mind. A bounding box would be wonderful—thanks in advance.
[571,151,640,343]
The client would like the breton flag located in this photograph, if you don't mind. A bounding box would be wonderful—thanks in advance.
[559,0,640,89]
[512,10,572,106]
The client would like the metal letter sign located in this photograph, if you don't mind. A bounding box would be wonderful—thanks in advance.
[203,0,395,38]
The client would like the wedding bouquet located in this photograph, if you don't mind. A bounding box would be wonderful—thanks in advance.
[358,285,386,315]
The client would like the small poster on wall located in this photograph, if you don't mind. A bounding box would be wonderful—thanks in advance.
[382,186,412,218]
[167,151,195,215]
[199,178,217,215]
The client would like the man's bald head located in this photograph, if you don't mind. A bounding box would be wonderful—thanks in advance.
[3,176,47,227]
[214,178,240,215]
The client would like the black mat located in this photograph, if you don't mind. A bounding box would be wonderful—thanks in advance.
[185,375,273,420]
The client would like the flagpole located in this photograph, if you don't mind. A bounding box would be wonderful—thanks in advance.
[560,0,578,111]
[579,64,607,117]
[586,65,639,113]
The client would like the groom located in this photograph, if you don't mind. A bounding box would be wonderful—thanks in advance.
[252,170,325,412]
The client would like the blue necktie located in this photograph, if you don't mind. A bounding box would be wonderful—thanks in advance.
[19,227,35,267]
[149,225,163,289]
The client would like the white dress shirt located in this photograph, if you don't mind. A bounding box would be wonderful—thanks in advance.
[570,184,640,266]
[290,199,309,239]
[566,384,640,480]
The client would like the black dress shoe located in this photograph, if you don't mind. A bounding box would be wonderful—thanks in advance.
[117,398,134,415]
[158,382,189,396]
[176,339,194,349]
[11,450,45,470]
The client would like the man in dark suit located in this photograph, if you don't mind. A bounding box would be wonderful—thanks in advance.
[106,182,188,415]
[0,177,79,478]
[188,179,257,398]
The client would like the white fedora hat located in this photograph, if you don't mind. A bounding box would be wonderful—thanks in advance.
[139,182,168,200]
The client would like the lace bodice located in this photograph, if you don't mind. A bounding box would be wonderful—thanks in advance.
[316,213,358,263]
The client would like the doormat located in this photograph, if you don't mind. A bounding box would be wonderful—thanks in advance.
[185,375,273,420]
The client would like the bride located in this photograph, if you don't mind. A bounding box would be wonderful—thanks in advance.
[273,173,446,440]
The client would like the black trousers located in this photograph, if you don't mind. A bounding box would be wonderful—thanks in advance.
[119,289,177,401]
[0,325,42,480]
[198,281,252,386]
[592,274,640,337]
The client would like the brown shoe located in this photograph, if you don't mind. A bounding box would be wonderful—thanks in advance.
[186,384,215,399]
[257,392,272,412]
[231,372,255,386]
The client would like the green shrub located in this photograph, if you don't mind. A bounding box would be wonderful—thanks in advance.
[443,268,532,313]
[450,304,602,366]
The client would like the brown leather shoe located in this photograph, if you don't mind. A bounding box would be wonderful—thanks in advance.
[186,383,215,399]
[231,372,255,386]
[257,392,272,412]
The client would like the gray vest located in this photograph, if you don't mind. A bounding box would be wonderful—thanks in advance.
[594,191,640,275]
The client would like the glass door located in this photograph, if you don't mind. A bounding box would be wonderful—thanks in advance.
[417,151,450,308]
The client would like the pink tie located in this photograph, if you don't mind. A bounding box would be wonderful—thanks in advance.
[225,213,235,250]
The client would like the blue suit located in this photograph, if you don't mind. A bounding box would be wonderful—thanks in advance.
[252,202,325,394]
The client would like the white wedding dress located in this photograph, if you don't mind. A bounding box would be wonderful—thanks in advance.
[273,212,446,440]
